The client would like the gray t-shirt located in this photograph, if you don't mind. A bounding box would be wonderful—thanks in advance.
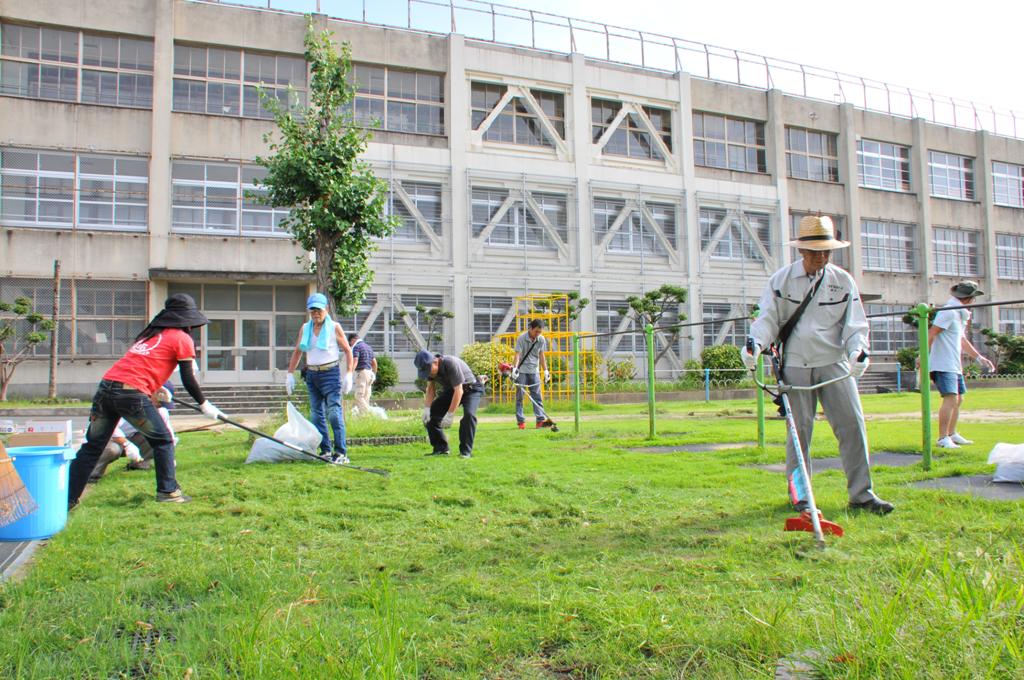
[514,332,547,373]
[929,297,970,374]
[433,355,476,390]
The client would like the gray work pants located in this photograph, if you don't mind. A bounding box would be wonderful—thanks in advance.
[783,362,876,504]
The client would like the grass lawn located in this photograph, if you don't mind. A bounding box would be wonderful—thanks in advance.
[1,389,1023,678]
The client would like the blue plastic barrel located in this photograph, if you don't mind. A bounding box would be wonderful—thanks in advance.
[0,446,76,541]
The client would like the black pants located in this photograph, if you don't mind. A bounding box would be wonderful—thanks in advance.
[426,382,484,455]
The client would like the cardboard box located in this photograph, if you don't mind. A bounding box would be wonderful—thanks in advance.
[0,420,15,434]
[26,420,73,442]
[6,431,66,447]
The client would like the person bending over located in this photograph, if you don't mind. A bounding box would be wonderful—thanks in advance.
[414,350,484,459]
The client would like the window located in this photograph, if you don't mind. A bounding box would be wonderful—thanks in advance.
[992,162,1024,208]
[789,212,848,269]
[999,308,1024,335]
[929,151,975,200]
[173,44,306,119]
[473,296,513,343]
[866,304,917,355]
[857,139,911,191]
[933,227,981,277]
[595,300,645,354]
[472,82,564,147]
[785,127,839,182]
[699,208,771,262]
[692,112,766,173]
[0,277,146,357]
[171,160,289,236]
[591,99,672,160]
[702,303,751,348]
[861,219,916,272]
[391,294,444,353]
[996,233,1024,280]
[0,23,153,107]
[1,148,148,230]
[471,187,566,250]
[329,293,386,366]
[349,64,443,135]
[390,181,442,242]
[593,198,676,256]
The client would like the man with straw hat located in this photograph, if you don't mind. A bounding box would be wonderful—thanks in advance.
[744,215,894,515]
[928,280,995,449]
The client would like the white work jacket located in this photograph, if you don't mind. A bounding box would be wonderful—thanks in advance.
[750,261,869,369]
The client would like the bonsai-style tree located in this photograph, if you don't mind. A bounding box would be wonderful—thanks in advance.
[0,297,55,401]
[617,284,688,361]
[390,304,454,353]
[255,19,397,315]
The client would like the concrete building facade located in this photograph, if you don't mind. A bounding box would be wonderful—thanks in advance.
[2,0,1023,393]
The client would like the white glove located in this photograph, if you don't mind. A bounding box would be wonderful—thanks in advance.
[199,400,226,422]
[369,371,376,385]
[343,373,354,395]
[440,412,455,429]
[154,387,172,404]
[849,350,870,378]
[741,340,760,371]
[422,407,432,425]
[124,441,143,463]
[979,356,995,373]
[285,373,296,395]
[544,371,552,384]
[511,367,519,380]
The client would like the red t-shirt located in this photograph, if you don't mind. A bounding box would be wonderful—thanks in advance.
[104,327,196,394]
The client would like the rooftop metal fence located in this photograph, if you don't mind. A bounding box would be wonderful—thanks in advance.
[195,0,1022,140]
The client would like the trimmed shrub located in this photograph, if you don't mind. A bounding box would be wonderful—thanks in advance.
[701,344,744,384]
[605,358,637,384]
[372,355,399,394]
[460,342,515,379]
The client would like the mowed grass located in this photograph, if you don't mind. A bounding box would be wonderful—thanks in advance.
[1,390,1023,678]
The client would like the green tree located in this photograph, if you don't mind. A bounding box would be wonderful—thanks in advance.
[981,328,1024,375]
[254,19,397,315]
[372,355,399,394]
[0,297,56,401]
[532,291,590,328]
[617,284,688,361]
[390,304,454,353]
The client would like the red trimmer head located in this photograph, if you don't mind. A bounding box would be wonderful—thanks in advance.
[785,510,844,537]
[498,362,513,376]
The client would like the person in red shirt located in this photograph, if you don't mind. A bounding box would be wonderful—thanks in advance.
[68,294,226,507]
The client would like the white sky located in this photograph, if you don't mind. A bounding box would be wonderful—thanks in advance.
[507,0,1024,114]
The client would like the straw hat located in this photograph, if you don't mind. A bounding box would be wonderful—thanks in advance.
[788,215,849,251]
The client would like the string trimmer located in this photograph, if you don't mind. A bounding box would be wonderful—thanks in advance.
[172,398,390,477]
[497,362,559,432]
[747,340,847,548]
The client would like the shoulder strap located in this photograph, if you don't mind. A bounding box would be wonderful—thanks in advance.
[776,270,825,348]
[517,337,540,369]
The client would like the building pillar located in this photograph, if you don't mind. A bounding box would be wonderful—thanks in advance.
[570,51,596,335]
[975,129,1000,324]
[447,33,470,352]
[766,89,789,270]
[147,0,175,313]
[912,118,933,299]
[677,70,699,361]
[839,103,863,279]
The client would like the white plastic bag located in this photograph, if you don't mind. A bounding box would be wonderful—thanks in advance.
[988,443,1024,483]
[366,405,388,420]
[245,402,322,464]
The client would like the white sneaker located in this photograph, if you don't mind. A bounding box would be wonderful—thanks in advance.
[936,436,960,449]
[949,433,973,445]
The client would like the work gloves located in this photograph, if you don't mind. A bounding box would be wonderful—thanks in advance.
[544,371,552,384]
[849,350,870,378]
[199,400,226,422]
[422,407,432,425]
[285,373,296,395]
[510,366,519,380]
[154,386,172,405]
[440,412,455,429]
[741,339,761,371]
[123,441,143,463]
[343,373,354,395]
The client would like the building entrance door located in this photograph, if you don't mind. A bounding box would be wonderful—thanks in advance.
[203,314,274,383]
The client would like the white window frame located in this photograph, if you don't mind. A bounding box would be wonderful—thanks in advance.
[861,219,917,273]
[701,302,752,348]
[993,162,1024,208]
[470,184,570,260]
[388,180,443,249]
[785,127,839,182]
[857,139,911,192]
[928,150,975,201]
[866,304,918,355]
[472,295,515,343]
[471,81,568,156]
[998,307,1024,335]
[933,226,981,277]
[699,207,774,267]
[171,160,291,237]
[592,196,679,263]
[592,98,674,166]
[693,112,767,174]
[996,233,1024,280]
[350,63,444,135]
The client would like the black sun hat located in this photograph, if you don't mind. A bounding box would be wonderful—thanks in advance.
[149,294,210,329]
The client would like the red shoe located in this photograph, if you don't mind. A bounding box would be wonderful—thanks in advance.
[517,422,525,429]
[536,420,553,428]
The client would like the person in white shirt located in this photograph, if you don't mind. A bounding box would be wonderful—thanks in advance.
[927,281,995,449]
[284,293,355,463]
[744,215,893,515]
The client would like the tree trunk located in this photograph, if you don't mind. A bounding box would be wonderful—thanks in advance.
[313,234,339,317]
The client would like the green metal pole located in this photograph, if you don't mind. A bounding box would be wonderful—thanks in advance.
[756,353,766,451]
[645,323,656,439]
[916,303,932,470]
[572,333,581,434]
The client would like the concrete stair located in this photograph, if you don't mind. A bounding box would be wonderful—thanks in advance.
[174,384,291,415]
[856,368,902,393]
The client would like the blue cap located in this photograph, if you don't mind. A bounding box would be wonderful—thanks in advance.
[413,350,436,381]
[307,293,328,310]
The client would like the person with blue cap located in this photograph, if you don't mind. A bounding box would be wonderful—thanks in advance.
[413,350,483,458]
[285,293,355,463]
